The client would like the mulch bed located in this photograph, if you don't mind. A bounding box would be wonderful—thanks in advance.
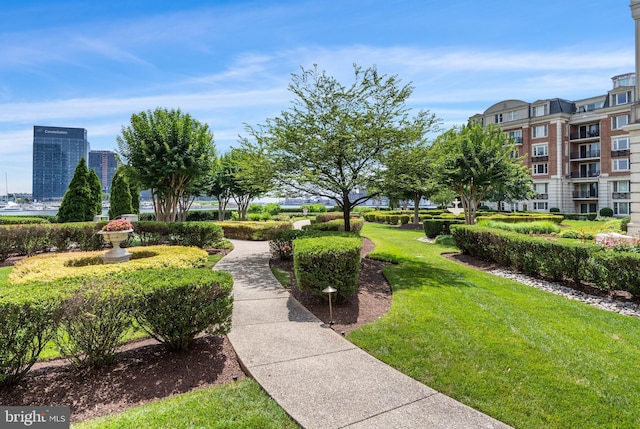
[0,237,393,423]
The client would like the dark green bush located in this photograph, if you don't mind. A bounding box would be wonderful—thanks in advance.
[423,219,465,238]
[484,214,564,224]
[549,207,560,213]
[0,296,62,386]
[586,252,640,295]
[216,221,293,240]
[127,269,233,351]
[622,216,631,233]
[55,280,133,368]
[315,213,344,223]
[167,222,224,248]
[434,235,457,247]
[599,207,614,217]
[302,218,364,234]
[293,236,361,303]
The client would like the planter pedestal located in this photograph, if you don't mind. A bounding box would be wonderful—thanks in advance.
[98,230,132,264]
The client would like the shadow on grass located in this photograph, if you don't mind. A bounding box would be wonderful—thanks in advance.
[383,257,480,292]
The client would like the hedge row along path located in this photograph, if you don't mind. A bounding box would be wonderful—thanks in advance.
[218,238,511,429]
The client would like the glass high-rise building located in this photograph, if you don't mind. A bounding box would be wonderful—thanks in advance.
[88,150,119,193]
[32,126,89,201]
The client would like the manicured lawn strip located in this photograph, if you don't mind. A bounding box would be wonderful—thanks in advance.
[561,218,622,234]
[73,378,300,429]
[349,223,640,429]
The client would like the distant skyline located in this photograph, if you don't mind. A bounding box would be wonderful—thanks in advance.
[0,0,635,193]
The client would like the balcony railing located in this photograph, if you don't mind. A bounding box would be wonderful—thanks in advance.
[611,149,631,157]
[531,155,549,162]
[573,191,599,198]
[534,193,548,200]
[612,192,631,199]
[570,150,600,160]
[570,171,600,178]
[569,131,600,140]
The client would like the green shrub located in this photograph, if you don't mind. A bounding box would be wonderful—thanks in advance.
[302,218,364,234]
[315,213,343,223]
[483,214,564,225]
[0,295,63,386]
[263,203,281,215]
[247,203,263,214]
[622,216,631,233]
[587,212,597,221]
[0,216,49,225]
[586,252,640,295]
[423,219,465,238]
[560,230,579,239]
[550,207,560,213]
[128,269,233,351]
[293,236,361,302]
[434,235,457,247]
[476,219,560,235]
[301,203,327,213]
[167,222,224,248]
[399,215,410,225]
[215,221,293,240]
[599,207,614,217]
[55,279,133,368]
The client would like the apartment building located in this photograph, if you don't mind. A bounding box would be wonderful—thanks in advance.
[469,73,634,216]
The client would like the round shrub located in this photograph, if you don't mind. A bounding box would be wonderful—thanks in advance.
[293,236,361,303]
[126,268,233,351]
[599,207,614,217]
[434,235,457,247]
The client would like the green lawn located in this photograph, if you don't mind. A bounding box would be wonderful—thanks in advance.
[349,222,640,429]
[73,379,299,429]
[560,218,622,234]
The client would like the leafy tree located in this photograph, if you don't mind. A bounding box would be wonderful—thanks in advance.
[382,143,435,224]
[228,144,274,221]
[116,108,215,222]
[484,168,536,212]
[108,167,134,219]
[58,158,95,222]
[431,122,530,224]
[247,64,438,231]
[205,152,234,221]
[87,168,103,217]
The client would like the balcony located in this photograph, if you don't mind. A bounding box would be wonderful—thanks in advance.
[534,193,548,200]
[570,150,601,160]
[612,192,631,199]
[569,130,600,141]
[570,171,600,179]
[531,155,549,162]
[611,149,631,157]
[573,191,599,199]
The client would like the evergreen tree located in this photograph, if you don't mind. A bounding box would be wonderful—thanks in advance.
[88,168,103,217]
[58,158,94,222]
[108,167,134,219]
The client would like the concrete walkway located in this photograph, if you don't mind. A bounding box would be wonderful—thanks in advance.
[217,239,511,429]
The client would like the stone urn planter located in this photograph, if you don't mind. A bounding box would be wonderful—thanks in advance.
[98,219,134,264]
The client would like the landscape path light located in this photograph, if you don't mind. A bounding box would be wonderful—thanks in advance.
[322,286,337,327]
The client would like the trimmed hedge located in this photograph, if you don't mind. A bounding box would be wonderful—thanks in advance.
[423,219,465,238]
[214,221,293,240]
[293,236,361,303]
[482,214,564,224]
[9,245,207,284]
[301,218,364,233]
[126,269,233,351]
[0,216,50,225]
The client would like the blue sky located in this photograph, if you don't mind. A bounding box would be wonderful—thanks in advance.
[0,0,635,193]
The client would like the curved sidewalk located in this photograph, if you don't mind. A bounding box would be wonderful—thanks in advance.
[217,239,511,429]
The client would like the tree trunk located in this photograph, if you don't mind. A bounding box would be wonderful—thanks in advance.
[413,193,421,224]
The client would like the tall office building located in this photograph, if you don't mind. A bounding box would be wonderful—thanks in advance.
[32,126,89,201]
[470,73,634,216]
[89,150,119,193]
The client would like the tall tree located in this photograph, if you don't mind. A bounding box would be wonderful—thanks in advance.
[58,158,94,222]
[431,122,531,224]
[88,168,103,217]
[116,108,215,222]
[247,64,438,231]
[108,167,134,219]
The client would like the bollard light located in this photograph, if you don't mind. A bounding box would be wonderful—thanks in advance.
[322,286,337,326]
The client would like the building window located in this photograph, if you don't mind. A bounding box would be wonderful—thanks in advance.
[494,113,503,123]
[614,202,631,215]
[612,158,630,171]
[614,180,630,192]
[613,137,630,151]
[612,114,630,129]
[508,130,522,144]
[508,111,518,121]
[532,125,548,138]
[533,163,548,175]
[533,202,548,210]
[613,91,632,106]
[532,104,547,117]
[533,183,548,195]
[532,144,548,157]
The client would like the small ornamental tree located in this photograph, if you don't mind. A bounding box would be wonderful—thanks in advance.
[109,167,134,219]
[58,158,95,222]
[88,168,103,217]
